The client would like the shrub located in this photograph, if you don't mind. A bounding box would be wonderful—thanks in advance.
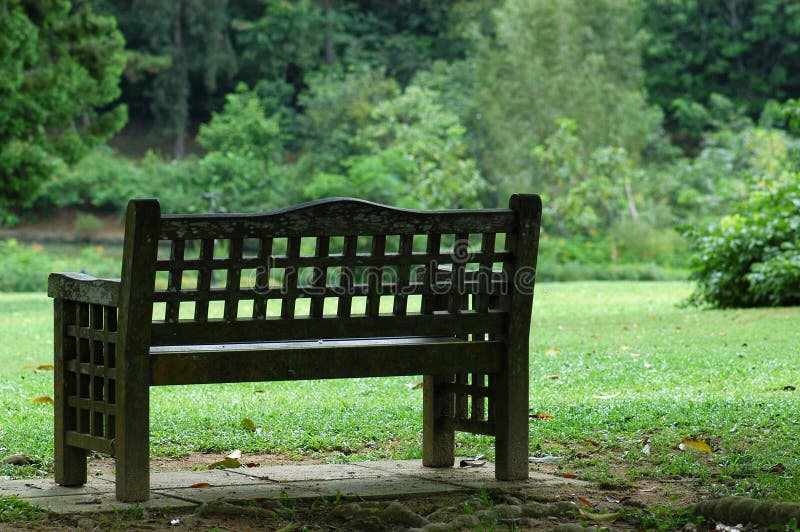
[0,240,119,293]
[686,172,800,307]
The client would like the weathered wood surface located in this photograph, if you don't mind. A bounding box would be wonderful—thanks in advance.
[150,338,503,386]
[50,195,542,501]
[160,197,516,239]
[114,199,160,502]
[495,193,542,480]
[48,273,120,306]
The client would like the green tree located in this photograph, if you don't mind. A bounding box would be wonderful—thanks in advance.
[0,0,127,220]
[195,84,285,212]
[643,0,800,148]
[101,0,237,159]
[471,0,659,196]
[305,85,487,209]
[531,119,644,260]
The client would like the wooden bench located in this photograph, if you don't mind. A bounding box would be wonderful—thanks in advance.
[48,195,542,502]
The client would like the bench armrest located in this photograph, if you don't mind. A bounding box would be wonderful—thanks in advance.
[48,272,121,307]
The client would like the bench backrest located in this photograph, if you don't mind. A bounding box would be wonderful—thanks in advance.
[118,196,541,348]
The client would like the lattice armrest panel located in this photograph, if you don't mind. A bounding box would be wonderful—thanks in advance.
[57,300,118,454]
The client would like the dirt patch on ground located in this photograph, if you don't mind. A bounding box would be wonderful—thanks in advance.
[85,452,325,477]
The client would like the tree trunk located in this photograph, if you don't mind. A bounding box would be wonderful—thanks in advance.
[172,0,186,160]
[324,0,335,66]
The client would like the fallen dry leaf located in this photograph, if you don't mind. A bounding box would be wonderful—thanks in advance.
[529,413,553,420]
[562,473,578,479]
[190,482,212,489]
[546,375,560,380]
[404,381,423,389]
[208,457,242,469]
[544,348,561,355]
[680,437,712,453]
[577,496,593,507]
[33,396,54,405]
[582,439,600,447]
[226,449,242,460]
[35,364,54,371]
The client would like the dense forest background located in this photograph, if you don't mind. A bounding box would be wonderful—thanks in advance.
[2,0,800,294]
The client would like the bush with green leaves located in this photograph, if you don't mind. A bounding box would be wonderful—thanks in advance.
[687,172,800,308]
[0,240,119,293]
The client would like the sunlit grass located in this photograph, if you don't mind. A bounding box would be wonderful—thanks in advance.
[1,282,798,500]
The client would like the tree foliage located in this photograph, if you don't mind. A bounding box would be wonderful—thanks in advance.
[472,0,659,195]
[643,0,800,148]
[0,0,126,215]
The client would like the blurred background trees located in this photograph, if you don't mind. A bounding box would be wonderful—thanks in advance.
[2,0,799,306]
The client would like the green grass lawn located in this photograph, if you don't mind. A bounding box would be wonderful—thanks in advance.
[1,281,798,501]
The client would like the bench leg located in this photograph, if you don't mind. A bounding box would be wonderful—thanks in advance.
[494,372,529,480]
[54,299,87,486]
[54,400,87,485]
[114,390,150,502]
[422,374,454,467]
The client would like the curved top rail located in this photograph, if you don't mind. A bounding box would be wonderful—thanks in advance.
[150,197,519,239]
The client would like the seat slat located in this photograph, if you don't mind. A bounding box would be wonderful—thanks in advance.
[150,339,504,385]
[150,311,507,345]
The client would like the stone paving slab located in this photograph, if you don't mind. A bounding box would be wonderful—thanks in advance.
[1,460,581,515]
[26,491,196,514]
[233,463,382,482]
[355,458,587,489]
[154,480,322,504]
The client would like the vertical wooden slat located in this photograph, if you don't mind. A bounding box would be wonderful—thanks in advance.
[421,234,441,314]
[365,235,385,316]
[252,237,273,319]
[448,233,469,315]
[281,237,301,319]
[337,236,357,317]
[224,238,244,322]
[475,233,496,313]
[54,298,87,486]
[309,236,330,318]
[471,373,485,421]
[165,239,184,323]
[393,234,414,315]
[494,193,541,481]
[115,199,160,502]
[193,239,215,322]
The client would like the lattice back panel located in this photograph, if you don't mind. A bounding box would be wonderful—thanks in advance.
[150,199,520,345]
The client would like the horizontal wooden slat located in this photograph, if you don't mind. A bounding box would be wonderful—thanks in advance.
[67,397,116,414]
[150,338,503,385]
[48,273,120,307]
[160,198,516,239]
[152,280,511,304]
[441,382,495,398]
[65,431,114,454]
[66,360,117,380]
[154,251,513,271]
[449,419,496,436]
[150,311,507,345]
[66,326,117,343]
